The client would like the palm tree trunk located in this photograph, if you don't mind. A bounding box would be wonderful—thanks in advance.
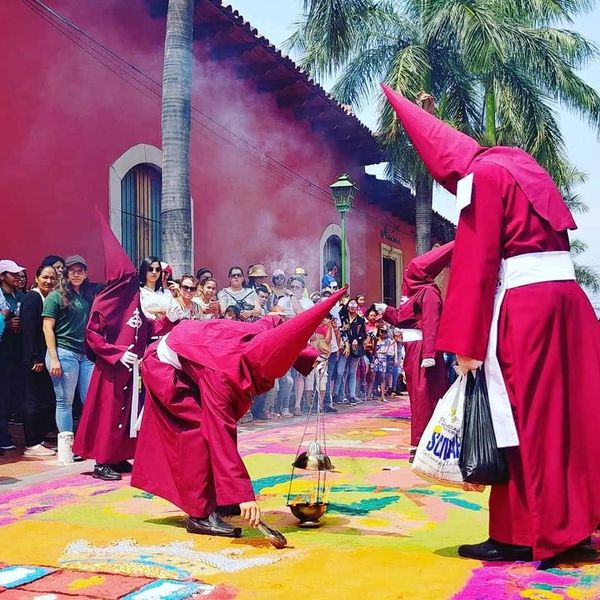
[161,0,193,276]
[415,173,433,255]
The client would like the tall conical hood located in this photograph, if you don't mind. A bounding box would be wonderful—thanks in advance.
[95,207,137,285]
[402,241,454,297]
[86,209,142,351]
[381,84,483,194]
[242,287,348,388]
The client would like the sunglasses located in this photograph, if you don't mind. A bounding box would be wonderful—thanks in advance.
[230,273,243,278]
[148,266,161,273]
[181,285,196,292]
[68,269,86,276]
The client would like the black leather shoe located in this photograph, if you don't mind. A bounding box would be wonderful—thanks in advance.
[186,512,242,538]
[92,464,122,481]
[324,405,338,413]
[112,460,133,473]
[458,538,533,561]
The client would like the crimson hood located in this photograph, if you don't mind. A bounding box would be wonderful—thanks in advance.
[382,85,576,232]
[381,84,483,194]
[402,241,454,297]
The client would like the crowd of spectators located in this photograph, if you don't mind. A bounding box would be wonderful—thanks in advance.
[0,255,407,460]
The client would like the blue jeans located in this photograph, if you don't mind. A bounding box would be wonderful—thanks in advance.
[346,356,361,399]
[334,353,348,399]
[46,347,94,433]
[276,370,294,414]
[324,350,339,405]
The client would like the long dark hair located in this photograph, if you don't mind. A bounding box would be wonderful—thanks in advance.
[41,255,65,269]
[139,256,163,292]
[60,269,94,308]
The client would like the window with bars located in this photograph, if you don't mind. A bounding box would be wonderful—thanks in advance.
[121,164,162,268]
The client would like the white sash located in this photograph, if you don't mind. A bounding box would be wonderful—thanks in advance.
[400,328,423,342]
[485,251,575,448]
[129,358,141,438]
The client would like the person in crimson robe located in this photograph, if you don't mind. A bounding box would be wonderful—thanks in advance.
[73,215,152,481]
[131,287,346,537]
[382,84,600,562]
[374,241,453,459]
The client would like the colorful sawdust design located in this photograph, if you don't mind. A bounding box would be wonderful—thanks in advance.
[1,400,600,599]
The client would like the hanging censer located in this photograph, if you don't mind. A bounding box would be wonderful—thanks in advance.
[286,365,335,528]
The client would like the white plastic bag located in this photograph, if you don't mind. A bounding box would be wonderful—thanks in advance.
[412,375,483,492]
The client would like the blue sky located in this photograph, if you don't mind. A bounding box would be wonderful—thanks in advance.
[231,0,600,278]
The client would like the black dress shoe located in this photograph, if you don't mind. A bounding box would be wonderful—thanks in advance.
[112,460,133,473]
[186,512,242,538]
[324,405,338,413]
[92,464,122,481]
[458,538,533,561]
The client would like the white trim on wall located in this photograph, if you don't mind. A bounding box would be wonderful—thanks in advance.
[319,223,350,286]
[109,144,162,240]
[107,143,195,268]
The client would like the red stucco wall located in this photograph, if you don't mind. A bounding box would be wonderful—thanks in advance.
[0,0,416,299]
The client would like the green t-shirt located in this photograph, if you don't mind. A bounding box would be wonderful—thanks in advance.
[42,290,91,354]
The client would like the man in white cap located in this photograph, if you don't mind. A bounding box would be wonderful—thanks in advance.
[0,259,27,450]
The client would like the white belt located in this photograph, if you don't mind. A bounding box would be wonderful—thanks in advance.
[400,328,423,342]
[485,251,575,448]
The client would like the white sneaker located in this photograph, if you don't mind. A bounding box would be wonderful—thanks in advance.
[24,444,56,458]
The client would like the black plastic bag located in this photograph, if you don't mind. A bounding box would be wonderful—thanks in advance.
[459,369,509,485]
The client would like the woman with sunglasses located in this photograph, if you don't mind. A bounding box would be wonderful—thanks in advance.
[217,266,261,322]
[175,275,202,320]
[138,257,183,325]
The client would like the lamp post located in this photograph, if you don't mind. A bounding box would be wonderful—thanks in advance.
[330,173,357,286]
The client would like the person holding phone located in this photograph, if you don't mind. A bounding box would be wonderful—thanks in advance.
[194,277,220,320]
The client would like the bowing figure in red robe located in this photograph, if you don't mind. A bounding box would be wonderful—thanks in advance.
[375,242,453,460]
[383,84,600,562]
[131,288,346,537]
[74,214,152,481]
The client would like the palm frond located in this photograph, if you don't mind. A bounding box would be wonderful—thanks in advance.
[330,44,401,108]
[493,62,567,178]
[570,238,588,255]
[491,0,595,26]
[574,263,600,293]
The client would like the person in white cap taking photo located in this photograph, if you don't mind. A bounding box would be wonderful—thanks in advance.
[0,259,27,450]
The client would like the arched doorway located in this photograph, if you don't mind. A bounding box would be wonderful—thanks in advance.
[319,224,349,288]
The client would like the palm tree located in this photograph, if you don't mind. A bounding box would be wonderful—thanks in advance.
[287,0,478,254]
[160,0,194,276]
[288,0,600,258]
[559,165,600,293]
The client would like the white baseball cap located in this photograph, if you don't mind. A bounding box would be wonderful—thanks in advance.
[0,259,25,274]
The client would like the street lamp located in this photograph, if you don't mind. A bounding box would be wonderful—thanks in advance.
[330,173,357,286]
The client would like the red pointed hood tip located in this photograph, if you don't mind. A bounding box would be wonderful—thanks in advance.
[94,207,137,285]
[242,286,348,386]
[381,85,576,232]
[402,241,454,296]
[381,84,483,194]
